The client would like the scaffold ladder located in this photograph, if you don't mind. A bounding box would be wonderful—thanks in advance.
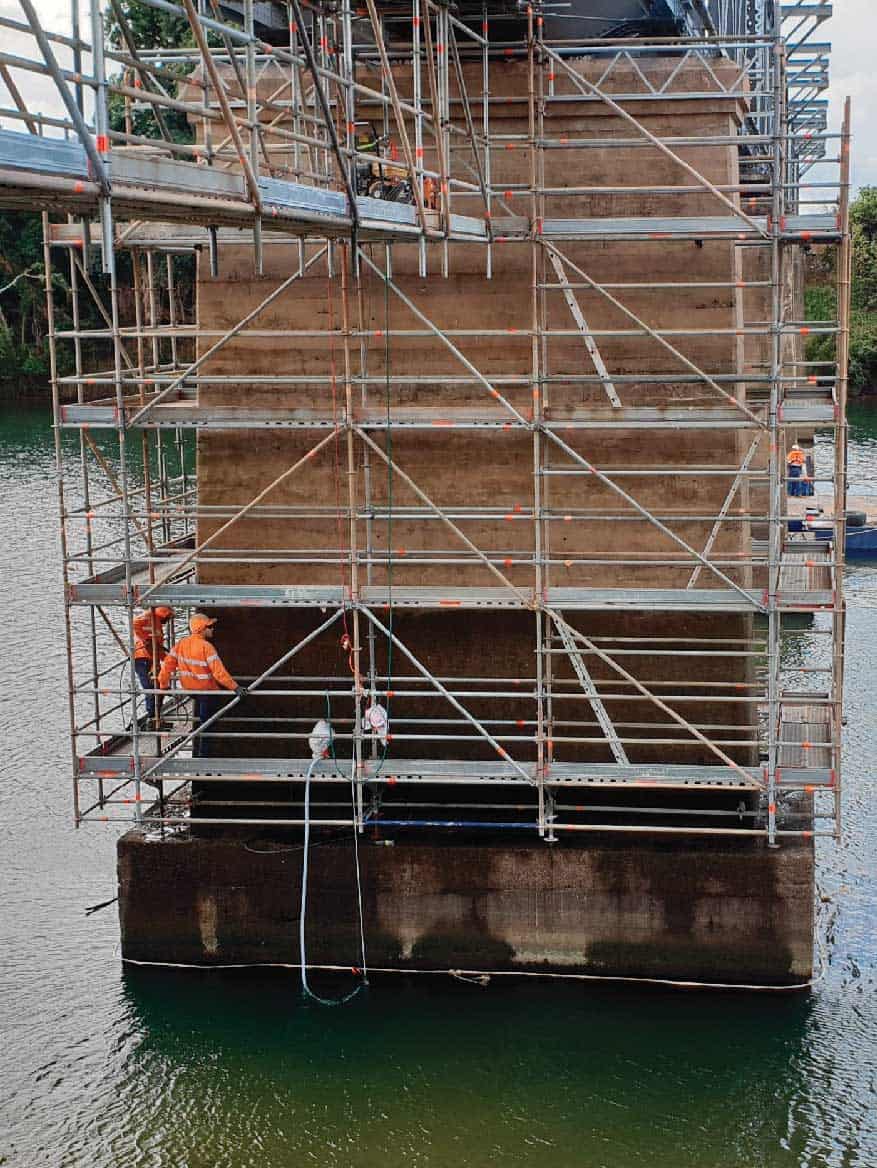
[552,616,630,766]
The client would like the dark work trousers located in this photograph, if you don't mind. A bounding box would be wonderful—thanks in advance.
[134,658,158,719]
[192,692,224,758]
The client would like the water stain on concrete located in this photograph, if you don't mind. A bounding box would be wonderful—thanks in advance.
[197,894,219,956]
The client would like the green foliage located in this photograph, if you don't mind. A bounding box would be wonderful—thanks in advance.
[851,186,877,240]
[803,285,835,372]
[0,212,53,387]
[0,2,196,394]
[804,284,836,324]
[851,187,877,312]
[848,313,877,391]
[846,187,877,389]
[106,0,195,144]
[805,287,877,395]
[802,189,877,394]
[107,0,190,50]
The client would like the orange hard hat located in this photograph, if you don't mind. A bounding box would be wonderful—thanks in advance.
[189,612,217,634]
[154,606,174,621]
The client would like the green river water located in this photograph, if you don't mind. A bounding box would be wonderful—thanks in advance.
[0,403,875,1168]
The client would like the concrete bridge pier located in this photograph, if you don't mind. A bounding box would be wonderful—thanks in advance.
[118,829,814,986]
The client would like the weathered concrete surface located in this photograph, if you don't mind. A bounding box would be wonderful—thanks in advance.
[118,829,814,985]
[190,58,762,769]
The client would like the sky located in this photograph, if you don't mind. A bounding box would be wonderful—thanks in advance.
[823,0,877,191]
[2,0,875,192]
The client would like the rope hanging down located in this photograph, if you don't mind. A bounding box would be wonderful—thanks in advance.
[374,250,394,776]
[299,732,369,1006]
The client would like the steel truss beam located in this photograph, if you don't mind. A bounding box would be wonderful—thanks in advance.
[542,47,769,240]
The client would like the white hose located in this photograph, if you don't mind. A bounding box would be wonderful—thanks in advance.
[299,731,368,1006]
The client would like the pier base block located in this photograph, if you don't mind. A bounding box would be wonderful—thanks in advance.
[117,830,814,986]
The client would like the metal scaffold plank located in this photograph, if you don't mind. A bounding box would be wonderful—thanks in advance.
[66,582,835,613]
[60,403,772,429]
[540,214,840,242]
[56,401,840,430]
[782,4,832,16]
[0,133,841,243]
[76,755,771,790]
[68,581,836,616]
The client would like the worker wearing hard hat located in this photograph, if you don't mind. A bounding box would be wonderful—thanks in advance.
[787,442,807,496]
[158,612,246,757]
[133,605,174,722]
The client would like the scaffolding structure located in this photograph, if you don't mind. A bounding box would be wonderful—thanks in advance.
[0,0,848,844]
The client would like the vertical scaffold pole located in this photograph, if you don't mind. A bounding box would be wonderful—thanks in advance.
[341,246,365,829]
[131,252,156,593]
[482,0,491,280]
[244,0,263,273]
[164,251,190,543]
[528,1,547,838]
[833,96,852,840]
[89,0,115,276]
[420,0,447,246]
[535,16,553,798]
[766,27,786,847]
[413,0,427,278]
[105,240,145,820]
[43,217,82,825]
[441,2,451,276]
[288,4,301,181]
[146,251,172,547]
[68,248,103,778]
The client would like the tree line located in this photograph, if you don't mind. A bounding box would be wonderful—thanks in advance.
[805,187,877,393]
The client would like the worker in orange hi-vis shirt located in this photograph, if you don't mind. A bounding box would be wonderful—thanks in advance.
[158,612,246,757]
[787,442,807,496]
[132,605,174,724]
